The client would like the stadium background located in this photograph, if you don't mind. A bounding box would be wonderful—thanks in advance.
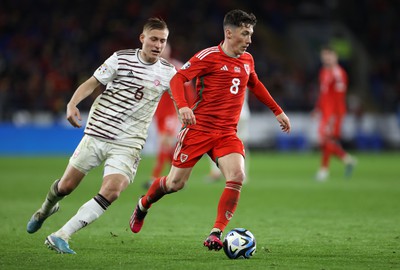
[0,2,399,269]
[0,0,399,154]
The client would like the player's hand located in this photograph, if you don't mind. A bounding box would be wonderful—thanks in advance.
[276,112,290,133]
[179,107,196,125]
[66,103,82,128]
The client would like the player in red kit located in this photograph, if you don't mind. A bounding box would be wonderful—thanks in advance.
[129,9,291,251]
[143,44,195,189]
[314,46,356,181]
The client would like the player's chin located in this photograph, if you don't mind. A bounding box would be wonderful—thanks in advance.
[238,47,248,55]
[148,54,159,62]
[150,51,160,58]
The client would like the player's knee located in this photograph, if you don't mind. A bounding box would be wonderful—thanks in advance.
[57,180,76,195]
[229,170,246,183]
[98,185,124,203]
[166,178,185,193]
[99,182,127,203]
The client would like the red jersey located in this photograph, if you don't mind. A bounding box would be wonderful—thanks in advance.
[154,92,178,133]
[177,45,258,133]
[317,65,348,116]
[156,92,176,118]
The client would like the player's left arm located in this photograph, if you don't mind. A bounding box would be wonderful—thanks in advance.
[248,78,291,133]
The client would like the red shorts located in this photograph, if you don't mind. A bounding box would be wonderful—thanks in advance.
[172,128,245,168]
[319,112,344,139]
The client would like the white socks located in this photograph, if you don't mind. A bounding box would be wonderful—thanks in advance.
[343,154,356,165]
[316,168,329,181]
[55,196,108,239]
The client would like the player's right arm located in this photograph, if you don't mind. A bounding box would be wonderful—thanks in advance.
[66,76,100,128]
[170,49,213,126]
[170,73,196,125]
[67,53,117,128]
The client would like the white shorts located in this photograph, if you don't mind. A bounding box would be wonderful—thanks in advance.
[69,135,141,184]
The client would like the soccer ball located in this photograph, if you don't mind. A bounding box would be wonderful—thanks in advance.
[223,228,256,259]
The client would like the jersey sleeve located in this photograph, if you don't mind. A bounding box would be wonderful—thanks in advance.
[93,52,118,85]
[246,56,283,116]
[171,52,210,108]
[165,66,177,96]
[249,80,283,116]
[170,73,189,108]
[177,54,210,81]
[246,56,259,88]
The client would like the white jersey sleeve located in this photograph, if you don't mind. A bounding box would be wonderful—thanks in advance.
[93,53,118,85]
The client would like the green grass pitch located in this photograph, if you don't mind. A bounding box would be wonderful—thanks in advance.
[0,152,399,269]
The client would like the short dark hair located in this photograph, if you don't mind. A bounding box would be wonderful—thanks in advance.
[223,9,257,29]
[143,17,168,32]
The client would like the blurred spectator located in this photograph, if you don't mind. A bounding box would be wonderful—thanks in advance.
[0,0,399,121]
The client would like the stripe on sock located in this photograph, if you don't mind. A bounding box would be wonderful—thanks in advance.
[94,193,111,210]
[52,179,64,197]
[225,181,242,192]
[159,176,167,193]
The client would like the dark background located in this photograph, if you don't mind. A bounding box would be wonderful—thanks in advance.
[0,0,399,120]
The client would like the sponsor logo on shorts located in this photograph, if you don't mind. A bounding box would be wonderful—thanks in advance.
[180,153,188,162]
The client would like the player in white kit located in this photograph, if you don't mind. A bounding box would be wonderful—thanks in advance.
[26,18,176,254]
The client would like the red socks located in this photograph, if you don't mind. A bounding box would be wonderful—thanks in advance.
[213,181,242,232]
[141,178,243,233]
[141,177,168,209]
[321,139,346,167]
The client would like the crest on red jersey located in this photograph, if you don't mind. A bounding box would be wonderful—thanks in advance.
[244,64,250,75]
[180,153,188,162]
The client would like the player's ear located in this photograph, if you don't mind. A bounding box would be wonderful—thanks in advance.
[225,28,232,39]
[139,33,145,44]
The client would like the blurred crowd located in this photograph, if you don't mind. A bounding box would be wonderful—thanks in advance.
[0,0,399,121]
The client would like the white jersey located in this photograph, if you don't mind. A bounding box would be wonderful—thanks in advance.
[87,49,176,149]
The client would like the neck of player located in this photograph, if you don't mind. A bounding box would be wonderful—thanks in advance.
[221,42,238,58]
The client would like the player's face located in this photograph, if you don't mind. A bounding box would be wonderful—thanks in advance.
[320,49,337,67]
[228,24,254,56]
[140,28,169,63]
